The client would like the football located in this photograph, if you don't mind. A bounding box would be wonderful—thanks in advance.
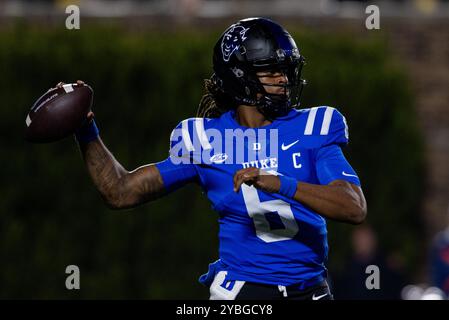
[24,82,93,143]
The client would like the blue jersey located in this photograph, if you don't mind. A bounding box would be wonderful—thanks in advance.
[156,106,360,287]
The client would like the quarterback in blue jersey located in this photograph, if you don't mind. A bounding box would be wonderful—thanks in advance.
[74,17,367,300]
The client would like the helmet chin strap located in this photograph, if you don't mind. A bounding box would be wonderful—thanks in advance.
[255,94,292,120]
[251,80,292,119]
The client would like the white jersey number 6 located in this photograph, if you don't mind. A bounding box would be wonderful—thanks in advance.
[241,184,299,243]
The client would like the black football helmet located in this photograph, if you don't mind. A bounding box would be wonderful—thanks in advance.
[212,17,306,119]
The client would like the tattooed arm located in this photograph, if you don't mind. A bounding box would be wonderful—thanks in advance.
[78,137,165,210]
[52,80,166,210]
[233,167,366,225]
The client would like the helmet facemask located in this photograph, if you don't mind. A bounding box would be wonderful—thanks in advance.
[246,57,306,119]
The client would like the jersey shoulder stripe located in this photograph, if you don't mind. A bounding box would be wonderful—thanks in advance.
[295,106,349,147]
[195,117,212,150]
[303,106,336,136]
[171,117,213,154]
[320,107,334,135]
[304,107,319,135]
[180,119,195,152]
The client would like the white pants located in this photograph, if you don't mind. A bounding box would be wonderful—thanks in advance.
[209,271,246,300]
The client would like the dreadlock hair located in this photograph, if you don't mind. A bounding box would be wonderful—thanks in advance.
[196,76,237,118]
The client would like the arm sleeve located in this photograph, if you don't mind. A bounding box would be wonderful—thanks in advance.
[155,120,199,192]
[315,144,361,186]
[155,158,198,192]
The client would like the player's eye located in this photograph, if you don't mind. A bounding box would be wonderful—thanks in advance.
[258,71,282,78]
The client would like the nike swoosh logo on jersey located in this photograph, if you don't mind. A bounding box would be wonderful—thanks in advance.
[281,140,299,151]
[312,293,328,300]
[342,171,358,178]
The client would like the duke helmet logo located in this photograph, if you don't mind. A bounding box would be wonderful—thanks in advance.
[221,25,249,62]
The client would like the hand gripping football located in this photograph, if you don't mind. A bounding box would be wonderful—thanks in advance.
[25,82,93,143]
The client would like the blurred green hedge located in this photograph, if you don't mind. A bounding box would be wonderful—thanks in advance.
[0,23,424,299]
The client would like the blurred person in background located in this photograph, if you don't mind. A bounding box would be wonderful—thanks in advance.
[429,205,449,296]
[333,224,406,299]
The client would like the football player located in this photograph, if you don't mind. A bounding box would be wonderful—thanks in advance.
[74,17,367,300]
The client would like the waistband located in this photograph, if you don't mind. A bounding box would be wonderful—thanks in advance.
[287,275,327,291]
[246,274,326,292]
